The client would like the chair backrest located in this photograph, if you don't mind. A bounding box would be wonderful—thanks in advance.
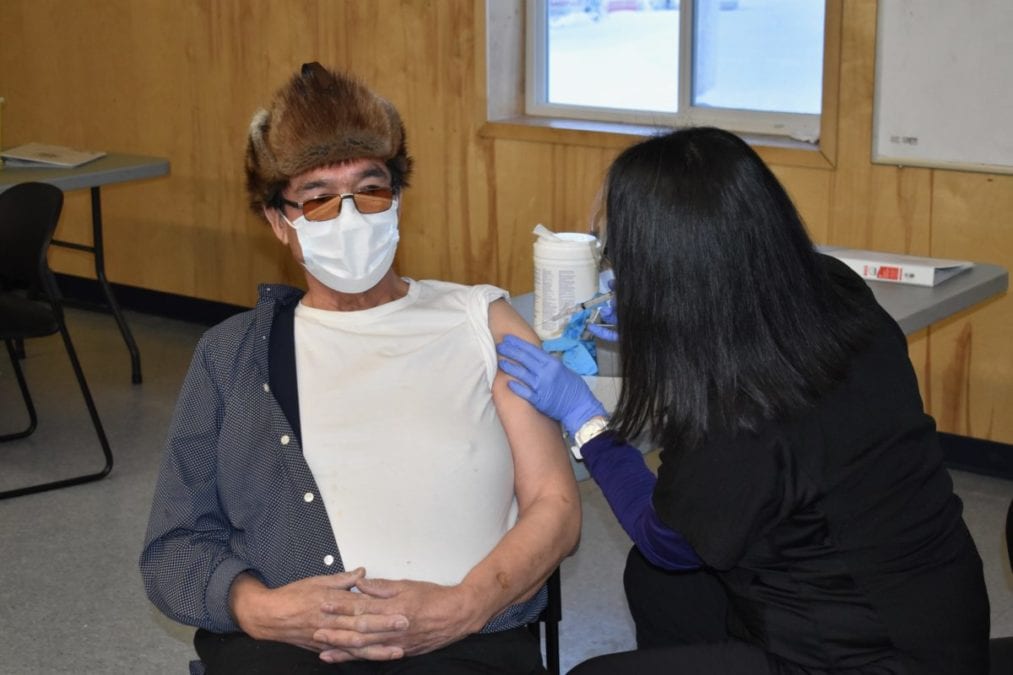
[0,182,64,293]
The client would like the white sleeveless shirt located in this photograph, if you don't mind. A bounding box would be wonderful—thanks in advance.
[294,279,517,584]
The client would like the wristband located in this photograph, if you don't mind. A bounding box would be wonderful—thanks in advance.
[571,416,609,460]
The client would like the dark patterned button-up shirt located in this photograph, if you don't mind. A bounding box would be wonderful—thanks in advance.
[139,283,544,634]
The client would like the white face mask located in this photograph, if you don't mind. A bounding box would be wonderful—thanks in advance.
[284,198,400,294]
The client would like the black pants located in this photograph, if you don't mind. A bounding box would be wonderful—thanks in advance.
[569,548,909,675]
[194,626,546,675]
[569,546,775,675]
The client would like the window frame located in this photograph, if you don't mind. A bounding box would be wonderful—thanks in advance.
[481,0,841,170]
[525,0,823,141]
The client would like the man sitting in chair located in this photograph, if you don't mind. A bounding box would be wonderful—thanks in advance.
[140,62,579,675]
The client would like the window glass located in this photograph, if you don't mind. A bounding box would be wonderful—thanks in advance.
[693,0,824,114]
[536,0,825,136]
[547,1,679,112]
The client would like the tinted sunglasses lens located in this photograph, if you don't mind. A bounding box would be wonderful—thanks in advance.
[303,195,344,221]
[352,188,394,214]
[299,194,344,220]
[301,190,394,221]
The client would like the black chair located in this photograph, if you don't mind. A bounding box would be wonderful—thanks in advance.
[529,567,562,675]
[0,182,113,499]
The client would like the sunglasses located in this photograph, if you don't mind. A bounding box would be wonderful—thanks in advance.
[280,187,395,221]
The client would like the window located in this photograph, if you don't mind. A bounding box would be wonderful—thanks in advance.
[526,0,826,141]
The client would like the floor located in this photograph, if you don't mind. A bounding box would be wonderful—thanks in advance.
[1,307,1011,674]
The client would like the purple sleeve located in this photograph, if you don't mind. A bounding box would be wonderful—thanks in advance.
[582,432,702,570]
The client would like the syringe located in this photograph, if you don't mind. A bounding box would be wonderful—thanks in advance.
[550,291,614,322]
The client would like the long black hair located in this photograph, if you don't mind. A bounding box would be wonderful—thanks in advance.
[605,127,875,452]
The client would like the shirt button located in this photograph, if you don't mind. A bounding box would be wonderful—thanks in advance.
[324,555,335,566]
[304,492,314,503]
[263,383,270,393]
[280,434,290,445]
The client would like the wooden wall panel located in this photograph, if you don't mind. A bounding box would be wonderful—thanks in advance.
[490,140,616,295]
[827,0,934,256]
[925,172,1013,439]
[770,165,833,244]
[1,0,1010,442]
[824,0,1009,439]
[0,0,491,306]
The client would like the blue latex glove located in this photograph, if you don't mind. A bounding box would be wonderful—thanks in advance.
[543,309,598,375]
[587,280,618,342]
[497,334,607,436]
[542,336,599,375]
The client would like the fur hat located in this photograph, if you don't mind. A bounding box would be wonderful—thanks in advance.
[245,62,412,213]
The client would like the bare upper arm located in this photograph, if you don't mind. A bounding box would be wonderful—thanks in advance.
[487,299,578,511]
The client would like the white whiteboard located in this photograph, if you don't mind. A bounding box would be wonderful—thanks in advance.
[872,0,1013,174]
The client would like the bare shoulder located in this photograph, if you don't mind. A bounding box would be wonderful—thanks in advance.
[487,298,539,345]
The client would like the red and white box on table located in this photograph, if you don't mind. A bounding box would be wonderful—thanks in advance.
[820,246,974,287]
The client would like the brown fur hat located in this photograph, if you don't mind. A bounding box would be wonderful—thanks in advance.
[245,62,412,213]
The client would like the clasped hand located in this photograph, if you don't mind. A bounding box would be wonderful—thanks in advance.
[315,577,483,663]
[232,569,408,661]
[233,569,482,663]
[496,334,606,436]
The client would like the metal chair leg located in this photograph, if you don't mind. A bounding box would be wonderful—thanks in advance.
[90,187,142,384]
[0,338,38,441]
[0,325,114,500]
[58,323,114,473]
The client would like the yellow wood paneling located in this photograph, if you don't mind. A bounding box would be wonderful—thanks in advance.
[827,0,933,255]
[490,140,617,295]
[770,165,833,244]
[0,0,492,306]
[1,0,1010,442]
[925,172,1013,439]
